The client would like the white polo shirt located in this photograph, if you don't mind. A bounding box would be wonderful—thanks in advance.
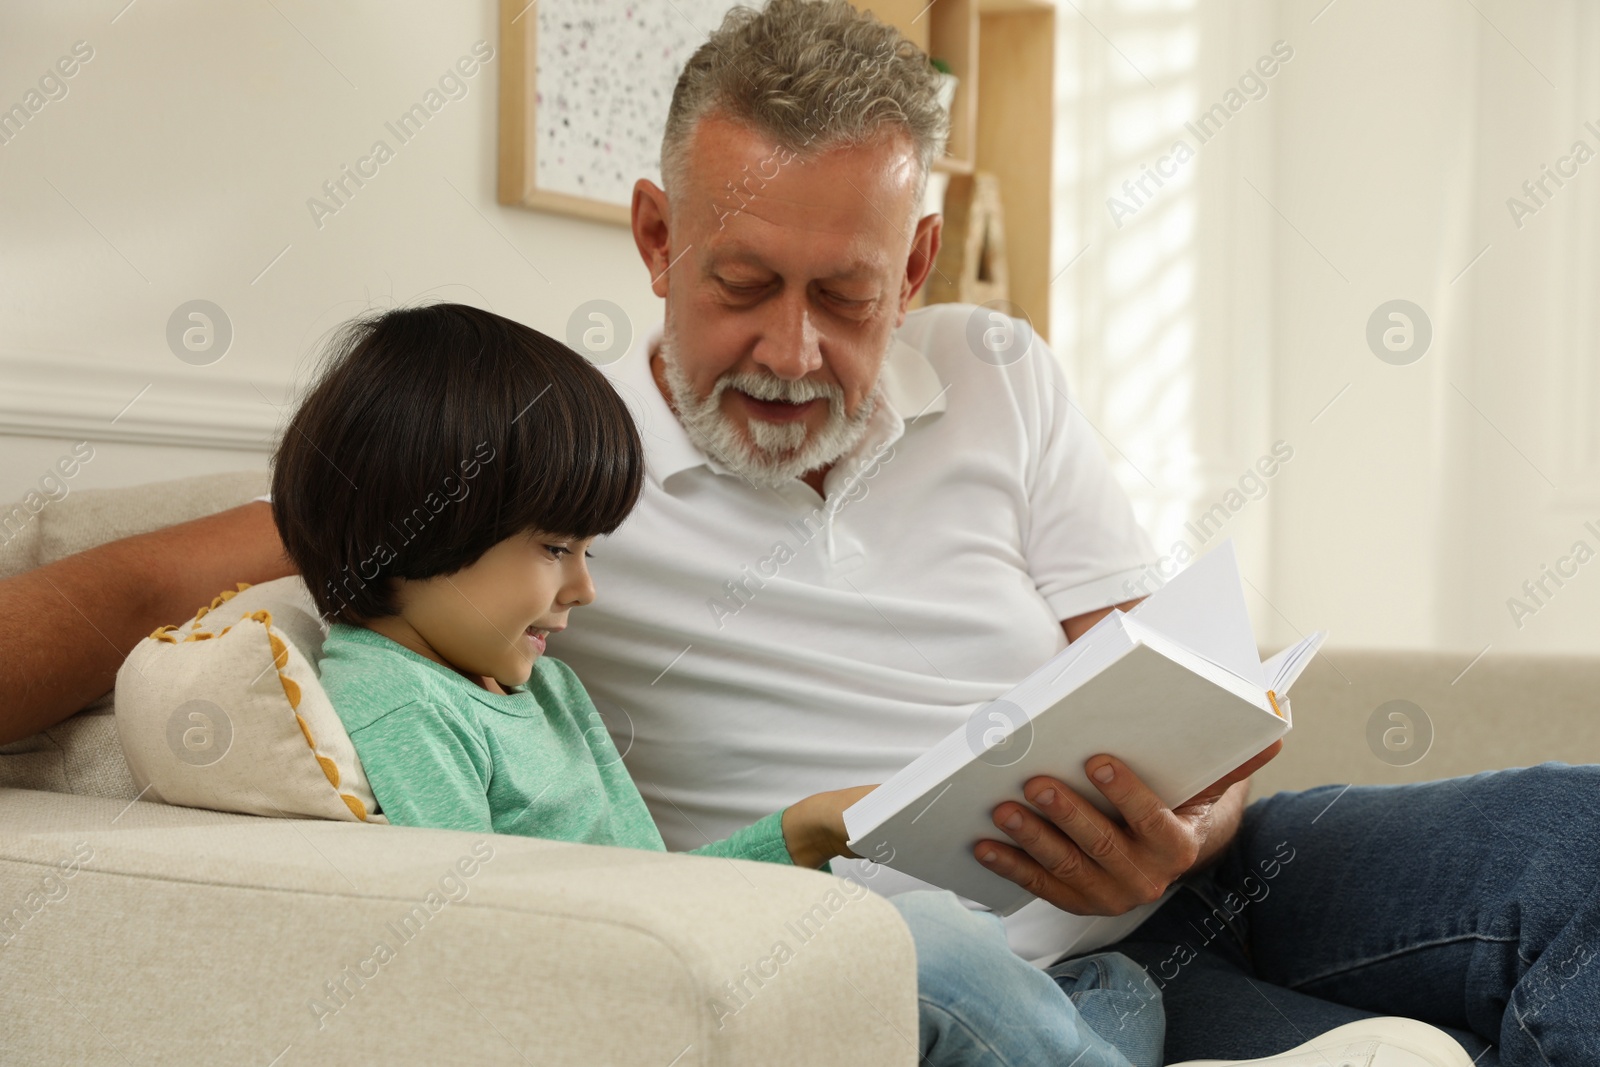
[554,302,1160,966]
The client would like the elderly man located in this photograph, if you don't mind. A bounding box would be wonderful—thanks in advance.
[5,1,1594,1063]
[576,0,1239,969]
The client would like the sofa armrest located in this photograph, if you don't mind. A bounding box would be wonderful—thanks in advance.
[0,789,918,1066]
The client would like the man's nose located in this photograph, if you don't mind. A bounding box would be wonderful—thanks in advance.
[753,296,823,380]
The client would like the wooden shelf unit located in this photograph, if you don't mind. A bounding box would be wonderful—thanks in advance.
[866,0,1057,341]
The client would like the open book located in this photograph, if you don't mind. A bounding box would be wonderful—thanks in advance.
[843,541,1325,917]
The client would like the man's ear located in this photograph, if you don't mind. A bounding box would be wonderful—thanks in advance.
[632,179,675,299]
[897,210,944,323]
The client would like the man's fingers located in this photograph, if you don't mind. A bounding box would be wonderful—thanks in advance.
[1019,779,1129,865]
[972,838,1100,915]
[989,797,1110,887]
[1005,777,1169,904]
[1078,758,1184,844]
[1071,758,1198,888]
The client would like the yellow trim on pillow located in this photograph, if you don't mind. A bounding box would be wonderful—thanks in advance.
[155,585,373,824]
[237,606,370,820]
[190,582,252,628]
[316,755,341,787]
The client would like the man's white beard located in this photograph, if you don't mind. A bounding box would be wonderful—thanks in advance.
[657,328,881,489]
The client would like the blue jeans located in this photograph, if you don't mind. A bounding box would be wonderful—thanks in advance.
[1071,762,1600,1066]
[891,890,1164,1067]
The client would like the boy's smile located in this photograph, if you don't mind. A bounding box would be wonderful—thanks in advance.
[523,623,564,657]
[365,530,596,692]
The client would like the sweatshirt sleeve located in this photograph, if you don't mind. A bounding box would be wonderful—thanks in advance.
[346,700,495,833]
[685,809,834,875]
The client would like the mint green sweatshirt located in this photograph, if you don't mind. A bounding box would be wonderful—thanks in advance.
[318,622,805,868]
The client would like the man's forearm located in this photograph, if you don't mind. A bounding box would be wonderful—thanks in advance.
[0,501,297,745]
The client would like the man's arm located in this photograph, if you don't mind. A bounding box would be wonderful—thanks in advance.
[964,597,1273,916]
[0,501,296,745]
[1061,598,1141,642]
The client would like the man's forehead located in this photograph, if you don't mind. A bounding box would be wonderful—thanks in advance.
[679,114,919,254]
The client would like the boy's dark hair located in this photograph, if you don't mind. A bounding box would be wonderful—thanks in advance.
[270,303,644,625]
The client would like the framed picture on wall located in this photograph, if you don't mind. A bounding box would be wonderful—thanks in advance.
[496,0,743,224]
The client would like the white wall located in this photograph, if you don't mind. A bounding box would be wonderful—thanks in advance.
[1266,0,1482,653]
[0,0,657,502]
[1266,0,1600,655]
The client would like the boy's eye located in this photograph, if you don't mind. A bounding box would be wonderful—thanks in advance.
[544,544,571,558]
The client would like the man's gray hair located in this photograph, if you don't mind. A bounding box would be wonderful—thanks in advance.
[660,0,950,217]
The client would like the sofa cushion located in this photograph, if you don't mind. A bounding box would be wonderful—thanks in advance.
[0,691,135,801]
[0,470,269,799]
[113,575,384,823]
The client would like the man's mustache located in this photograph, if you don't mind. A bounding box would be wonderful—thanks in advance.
[713,370,842,408]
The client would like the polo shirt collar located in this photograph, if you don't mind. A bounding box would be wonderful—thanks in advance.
[607,318,949,489]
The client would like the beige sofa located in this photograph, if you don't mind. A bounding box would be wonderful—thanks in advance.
[3,472,1596,1064]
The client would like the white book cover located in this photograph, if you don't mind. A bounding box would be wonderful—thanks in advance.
[843,541,1325,917]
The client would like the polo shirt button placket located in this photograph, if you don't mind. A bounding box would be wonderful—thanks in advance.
[820,503,866,575]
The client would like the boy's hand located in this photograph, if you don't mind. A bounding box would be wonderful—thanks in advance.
[781,785,878,869]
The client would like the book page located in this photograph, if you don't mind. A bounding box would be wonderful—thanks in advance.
[1127,540,1263,687]
[1262,630,1328,693]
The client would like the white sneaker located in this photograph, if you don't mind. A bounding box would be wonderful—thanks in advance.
[1168,1017,1477,1067]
